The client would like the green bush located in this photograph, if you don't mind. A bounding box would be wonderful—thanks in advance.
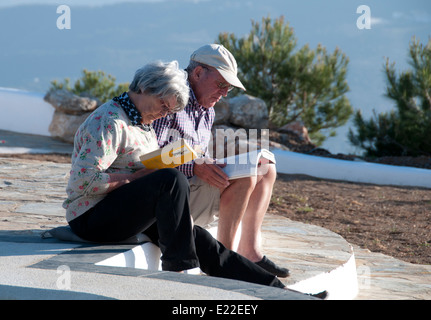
[348,38,431,157]
[217,16,353,145]
[49,69,129,103]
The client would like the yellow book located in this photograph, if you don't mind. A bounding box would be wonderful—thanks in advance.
[140,139,198,169]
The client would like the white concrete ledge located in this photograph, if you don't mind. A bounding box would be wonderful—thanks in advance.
[287,250,358,300]
[95,226,236,276]
[273,149,431,189]
[94,218,358,299]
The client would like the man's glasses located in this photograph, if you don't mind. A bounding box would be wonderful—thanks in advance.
[201,65,234,92]
[216,81,234,92]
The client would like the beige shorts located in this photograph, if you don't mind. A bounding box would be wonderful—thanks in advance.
[188,175,220,228]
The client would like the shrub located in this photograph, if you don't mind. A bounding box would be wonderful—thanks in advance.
[349,38,431,157]
[49,69,129,103]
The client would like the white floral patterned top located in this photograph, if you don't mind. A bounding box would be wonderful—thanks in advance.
[63,97,158,222]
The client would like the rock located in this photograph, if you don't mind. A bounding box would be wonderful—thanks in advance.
[44,89,99,115]
[213,98,231,125]
[49,110,91,144]
[228,95,269,129]
[279,121,311,143]
[269,130,316,154]
[210,124,271,159]
[210,124,249,159]
[44,89,101,143]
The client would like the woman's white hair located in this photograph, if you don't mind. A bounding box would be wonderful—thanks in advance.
[129,60,189,113]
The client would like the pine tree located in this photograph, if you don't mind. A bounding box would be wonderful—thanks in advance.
[348,38,431,157]
[217,16,353,145]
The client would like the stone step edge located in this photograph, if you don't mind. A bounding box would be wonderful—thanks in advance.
[260,215,359,299]
[286,246,358,300]
[96,219,359,300]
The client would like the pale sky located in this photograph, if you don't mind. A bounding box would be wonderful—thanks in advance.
[0,0,209,7]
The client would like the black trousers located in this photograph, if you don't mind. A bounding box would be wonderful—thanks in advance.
[69,168,284,288]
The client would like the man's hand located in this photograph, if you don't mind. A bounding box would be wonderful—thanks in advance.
[193,158,230,190]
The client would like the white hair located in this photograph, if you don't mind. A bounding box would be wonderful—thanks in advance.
[129,60,189,112]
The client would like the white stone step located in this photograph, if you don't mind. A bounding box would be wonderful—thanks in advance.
[95,214,358,299]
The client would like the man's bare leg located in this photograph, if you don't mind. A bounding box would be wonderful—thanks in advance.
[216,164,289,277]
[216,176,255,250]
[217,164,276,260]
[236,164,277,262]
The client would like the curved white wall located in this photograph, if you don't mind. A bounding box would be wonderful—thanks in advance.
[273,149,431,189]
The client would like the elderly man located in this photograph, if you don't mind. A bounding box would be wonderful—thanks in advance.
[153,44,289,277]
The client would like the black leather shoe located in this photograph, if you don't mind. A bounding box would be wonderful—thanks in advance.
[255,255,290,278]
[308,290,328,299]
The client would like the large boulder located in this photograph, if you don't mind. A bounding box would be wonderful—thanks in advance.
[44,89,99,115]
[213,97,230,125]
[279,121,311,144]
[48,111,91,144]
[210,124,273,159]
[44,89,100,143]
[228,94,268,129]
[211,95,276,157]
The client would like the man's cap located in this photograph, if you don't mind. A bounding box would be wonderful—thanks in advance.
[190,44,246,91]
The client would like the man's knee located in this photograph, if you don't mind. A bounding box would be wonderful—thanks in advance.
[221,176,255,196]
[264,164,277,183]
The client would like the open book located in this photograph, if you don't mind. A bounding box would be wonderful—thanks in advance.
[220,149,276,180]
[140,139,198,169]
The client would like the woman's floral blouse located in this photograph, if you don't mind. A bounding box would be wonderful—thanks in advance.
[63,99,158,222]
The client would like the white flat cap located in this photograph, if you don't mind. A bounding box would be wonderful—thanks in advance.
[190,44,246,91]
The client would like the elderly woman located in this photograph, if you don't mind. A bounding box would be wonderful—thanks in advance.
[63,61,285,289]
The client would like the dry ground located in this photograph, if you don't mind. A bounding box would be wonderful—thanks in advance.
[270,173,431,265]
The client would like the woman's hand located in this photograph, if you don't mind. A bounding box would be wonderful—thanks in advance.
[131,167,157,181]
[106,168,156,193]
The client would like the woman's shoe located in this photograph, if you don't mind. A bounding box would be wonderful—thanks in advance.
[256,255,290,278]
